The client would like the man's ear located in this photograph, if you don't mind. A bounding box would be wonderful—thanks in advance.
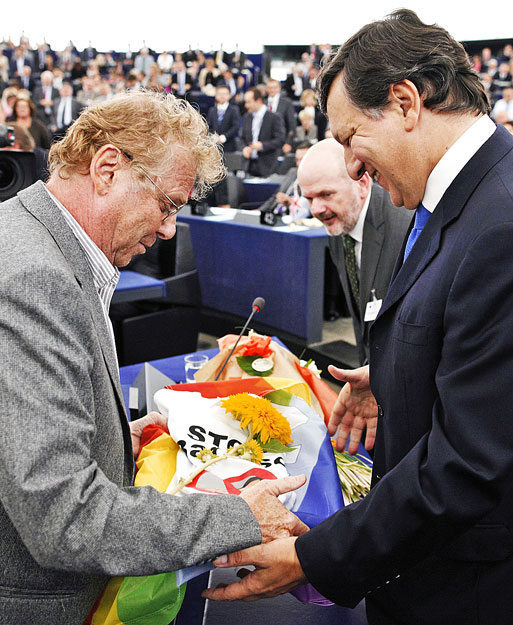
[389,80,421,131]
[358,171,372,200]
[90,144,122,195]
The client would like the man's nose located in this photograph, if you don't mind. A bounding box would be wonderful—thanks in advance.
[310,197,325,215]
[157,215,177,240]
[345,150,366,181]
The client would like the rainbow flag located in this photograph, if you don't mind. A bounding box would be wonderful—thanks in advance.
[85,378,343,624]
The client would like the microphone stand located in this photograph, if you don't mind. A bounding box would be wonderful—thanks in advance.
[214,307,259,381]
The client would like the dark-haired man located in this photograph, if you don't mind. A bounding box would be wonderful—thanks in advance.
[241,87,285,177]
[205,10,513,624]
[207,85,241,154]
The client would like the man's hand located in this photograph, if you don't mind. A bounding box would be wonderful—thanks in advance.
[328,365,378,454]
[240,475,308,542]
[251,141,263,152]
[242,146,252,159]
[275,192,292,206]
[202,537,306,601]
[129,411,169,458]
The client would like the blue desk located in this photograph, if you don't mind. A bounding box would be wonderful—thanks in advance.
[243,178,281,205]
[179,211,329,343]
[112,270,166,304]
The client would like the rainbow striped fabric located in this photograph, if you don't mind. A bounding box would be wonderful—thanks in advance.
[85,377,343,624]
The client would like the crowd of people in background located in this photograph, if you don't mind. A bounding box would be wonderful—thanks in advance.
[1,36,513,180]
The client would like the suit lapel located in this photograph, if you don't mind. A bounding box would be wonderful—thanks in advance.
[377,125,512,321]
[18,182,126,416]
[359,196,385,312]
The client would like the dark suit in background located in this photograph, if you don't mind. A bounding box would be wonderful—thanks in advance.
[328,183,411,364]
[241,110,285,177]
[268,94,297,147]
[33,85,60,126]
[206,102,241,204]
[52,96,84,140]
[206,103,240,153]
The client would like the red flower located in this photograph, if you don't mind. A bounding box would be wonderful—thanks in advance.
[241,335,273,358]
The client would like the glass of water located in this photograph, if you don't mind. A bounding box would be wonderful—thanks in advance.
[184,354,209,383]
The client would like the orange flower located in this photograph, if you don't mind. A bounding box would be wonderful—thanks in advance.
[240,335,273,358]
[221,393,292,445]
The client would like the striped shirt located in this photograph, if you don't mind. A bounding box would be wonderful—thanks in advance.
[45,186,120,356]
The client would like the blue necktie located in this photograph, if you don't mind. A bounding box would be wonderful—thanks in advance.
[403,203,431,261]
[217,108,225,125]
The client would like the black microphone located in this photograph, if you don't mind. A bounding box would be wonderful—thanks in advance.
[214,297,266,381]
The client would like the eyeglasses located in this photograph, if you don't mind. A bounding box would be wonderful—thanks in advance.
[121,150,187,222]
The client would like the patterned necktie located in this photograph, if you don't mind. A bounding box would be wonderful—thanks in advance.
[343,234,360,312]
[403,203,431,261]
[217,108,225,125]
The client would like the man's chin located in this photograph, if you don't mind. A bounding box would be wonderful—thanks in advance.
[114,246,146,268]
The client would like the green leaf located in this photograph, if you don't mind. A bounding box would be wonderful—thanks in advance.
[259,438,296,454]
[236,356,274,377]
[265,390,292,406]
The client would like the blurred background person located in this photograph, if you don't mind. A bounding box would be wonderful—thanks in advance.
[1,121,49,181]
[7,95,50,149]
[51,81,83,140]
[294,109,317,147]
[33,71,59,127]
[241,87,285,177]
[298,88,326,141]
[265,78,296,154]
[198,57,221,95]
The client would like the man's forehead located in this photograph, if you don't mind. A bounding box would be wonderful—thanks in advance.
[299,164,344,192]
[326,75,353,137]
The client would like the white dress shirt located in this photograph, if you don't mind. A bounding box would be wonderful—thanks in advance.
[422,115,496,213]
[348,188,372,272]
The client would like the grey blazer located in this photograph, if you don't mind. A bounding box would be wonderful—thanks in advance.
[0,182,260,625]
[328,184,412,365]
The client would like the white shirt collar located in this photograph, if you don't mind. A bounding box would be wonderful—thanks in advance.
[349,186,372,245]
[348,187,372,269]
[422,115,496,213]
[253,104,267,121]
[217,102,229,112]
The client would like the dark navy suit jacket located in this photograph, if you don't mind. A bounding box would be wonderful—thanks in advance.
[296,125,513,624]
[241,110,285,177]
[206,103,240,153]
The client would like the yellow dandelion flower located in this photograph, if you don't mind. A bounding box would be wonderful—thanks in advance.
[239,439,264,464]
[197,448,216,463]
[221,393,292,445]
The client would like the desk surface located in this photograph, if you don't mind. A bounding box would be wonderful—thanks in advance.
[112,270,166,304]
[179,211,328,343]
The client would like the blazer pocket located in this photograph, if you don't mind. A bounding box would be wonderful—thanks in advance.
[394,320,429,345]
[444,524,513,562]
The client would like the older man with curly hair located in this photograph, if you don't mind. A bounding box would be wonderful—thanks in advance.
[0,90,306,625]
